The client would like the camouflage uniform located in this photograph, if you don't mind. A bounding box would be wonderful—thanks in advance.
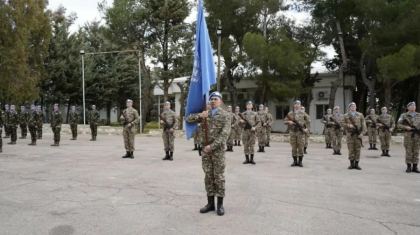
[88,109,100,140]
[19,110,28,138]
[257,111,270,152]
[193,123,203,145]
[122,107,139,152]
[50,109,63,145]
[27,109,40,145]
[186,108,231,197]
[0,110,4,149]
[240,111,261,157]
[330,114,345,154]
[284,111,311,158]
[69,111,79,139]
[7,109,19,144]
[265,112,273,145]
[377,114,395,152]
[37,108,44,139]
[161,110,178,153]
[321,114,333,147]
[233,112,243,145]
[344,112,367,164]
[226,112,238,148]
[365,114,378,146]
[4,108,10,138]
[397,112,420,166]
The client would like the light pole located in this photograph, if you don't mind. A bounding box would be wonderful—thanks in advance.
[138,53,142,133]
[80,50,86,125]
[216,20,222,92]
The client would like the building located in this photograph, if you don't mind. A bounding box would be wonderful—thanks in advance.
[154,73,356,134]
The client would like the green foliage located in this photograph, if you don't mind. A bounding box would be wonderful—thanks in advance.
[377,44,420,81]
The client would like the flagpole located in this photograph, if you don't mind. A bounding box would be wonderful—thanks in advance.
[203,94,208,145]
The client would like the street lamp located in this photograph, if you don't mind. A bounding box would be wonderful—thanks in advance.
[80,50,86,125]
[216,21,222,92]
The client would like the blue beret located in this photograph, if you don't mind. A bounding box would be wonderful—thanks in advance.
[381,107,387,110]
[294,100,301,104]
[348,102,356,107]
[37,105,41,108]
[92,105,96,107]
[227,105,232,108]
[265,107,268,109]
[21,106,25,108]
[10,105,15,107]
[334,106,339,110]
[30,104,35,107]
[164,101,170,105]
[246,101,253,105]
[327,108,332,111]
[407,102,415,107]
[5,104,9,107]
[54,103,59,106]
[235,106,240,109]
[259,104,264,107]
[71,106,76,108]
[301,106,305,110]
[370,108,375,111]
[209,91,222,99]
[126,99,133,103]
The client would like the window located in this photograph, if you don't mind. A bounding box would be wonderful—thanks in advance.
[316,105,329,119]
[276,106,290,120]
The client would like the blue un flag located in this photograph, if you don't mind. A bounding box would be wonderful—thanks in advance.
[184,0,217,140]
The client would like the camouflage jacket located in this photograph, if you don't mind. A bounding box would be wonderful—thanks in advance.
[397,112,420,137]
[69,111,79,125]
[228,112,238,127]
[377,114,395,132]
[19,111,29,125]
[186,108,231,150]
[344,112,367,135]
[4,110,9,122]
[27,110,40,127]
[0,110,4,126]
[321,114,333,128]
[7,110,19,126]
[365,114,379,128]
[284,111,311,134]
[88,110,100,124]
[329,113,346,130]
[122,107,139,128]
[257,111,271,129]
[37,110,44,125]
[266,112,273,127]
[50,110,63,127]
[161,110,178,131]
[239,111,262,130]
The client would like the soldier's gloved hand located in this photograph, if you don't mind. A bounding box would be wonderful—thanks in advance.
[358,134,363,138]
[199,111,209,118]
[204,145,211,153]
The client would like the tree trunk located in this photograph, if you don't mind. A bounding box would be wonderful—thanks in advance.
[224,65,237,108]
[360,53,376,109]
[417,78,420,107]
[163,82,169,103]
[66,99,71,124]
[383,81,391,108]
[106,101,111,125]
[177,83,187,130]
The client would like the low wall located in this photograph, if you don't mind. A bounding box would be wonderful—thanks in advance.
[33,124,125,135]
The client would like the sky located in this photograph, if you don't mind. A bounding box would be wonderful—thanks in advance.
[47,0,335,73]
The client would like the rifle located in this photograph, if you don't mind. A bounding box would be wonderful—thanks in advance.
[348,116,364,147]
[159,114,171,130]
[402,119,420,139]
[286,114,304,132]
[368,116,377,128]
[330,117,342,130]
[122,109,129,127]
[238,113,253,130]
[376,119,390,133]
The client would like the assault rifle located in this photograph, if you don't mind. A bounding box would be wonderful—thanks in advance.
[122,109,129,127]
[286,114,304,132]
[348,116,364,147]
[402,119,420,139]
[330,117,342,130]
[238,113,252,130]
[368,116,377,128]
[159,114,171,130]
[376,119,390,133]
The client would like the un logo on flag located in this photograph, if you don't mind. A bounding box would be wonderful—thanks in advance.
[191,52,201,83]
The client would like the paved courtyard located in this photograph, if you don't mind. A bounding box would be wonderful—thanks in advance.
[0,133,419,235]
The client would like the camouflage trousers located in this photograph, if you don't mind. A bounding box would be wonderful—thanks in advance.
[403,133,419,164]
[227,126,235,146]
[52,126,61,142]
[202,149,226,197]
[233,127,242,140]
[28,126,37,142]
[90,123,97,138]
[162,130,175,152]
[4,124,9,137]
[20,124,27,137]
[379,130,391,150]
[346,133,362,161]
[289,131,305,157]
[0,128,2,147]
[123,126,136,151]
[193,128,202,145]
[266,126,272,142]
[37,125,42,138]
[70,124,78,138]
[304,134,308,148]
[242,129,256,154]
[367,127,377,144]
[324,127,333,144]
[9,125,17,142]
[257,127,267,146]
[332,129,344,151]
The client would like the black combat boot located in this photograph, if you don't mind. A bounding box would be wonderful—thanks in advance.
[169,152,173,161]
[325,143,329,149]
[0,148,2,152]
[348,160,354,169]
[406,164,412,173]
[261,146,265,153]
[122,151,130,158]
[243,155,249,164]
[381,150,385,156]
[238,141,241,146]
[28,141,36,146]
[162,151,170,160]
[298,157,303,167]
[225,146,230,152]
[386,150,390,157]
[413,164,420,173]
[333,150,337,155]
[249,154,256,164]
[354,161,362,170]
[257,146,262,152]
[304,147,307,154]
[130,151,134,159]
[337,150,342,155]
[200,196,215,213]
[291,157,298,167]
[217,197,224,216]
[234,140,238,146]
[193,144,198,151]
[329,144,333,149]
[373,144,378,150]
[368,144,373,150]
[266,142,270,147]
[230,146,234,152]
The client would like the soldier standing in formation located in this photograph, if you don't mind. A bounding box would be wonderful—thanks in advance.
[4,104,10,138]
[27,105,40,146]
[19,106,28,139]
[0,104,4,152]
[377,107,395,157]
[264,107,273,147]
[233,106,242,146]
[331,106,345,155]
[186,92,230,216]
[344,102,367,170]
[397,102,420,173]
[7,105,19,145]
[321,108,333,149]
[225,105,238,152]
[161,101,178,161]
[365,108,379,150]
[88,105,100,141]
[69,106,79,140]
[36,105,44,139]
[121,99,139,159]
[240,101,261,164]
[300,106,309,154]
[50,103,62,147]
[257,104,269,153]
[284,100,311,167]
